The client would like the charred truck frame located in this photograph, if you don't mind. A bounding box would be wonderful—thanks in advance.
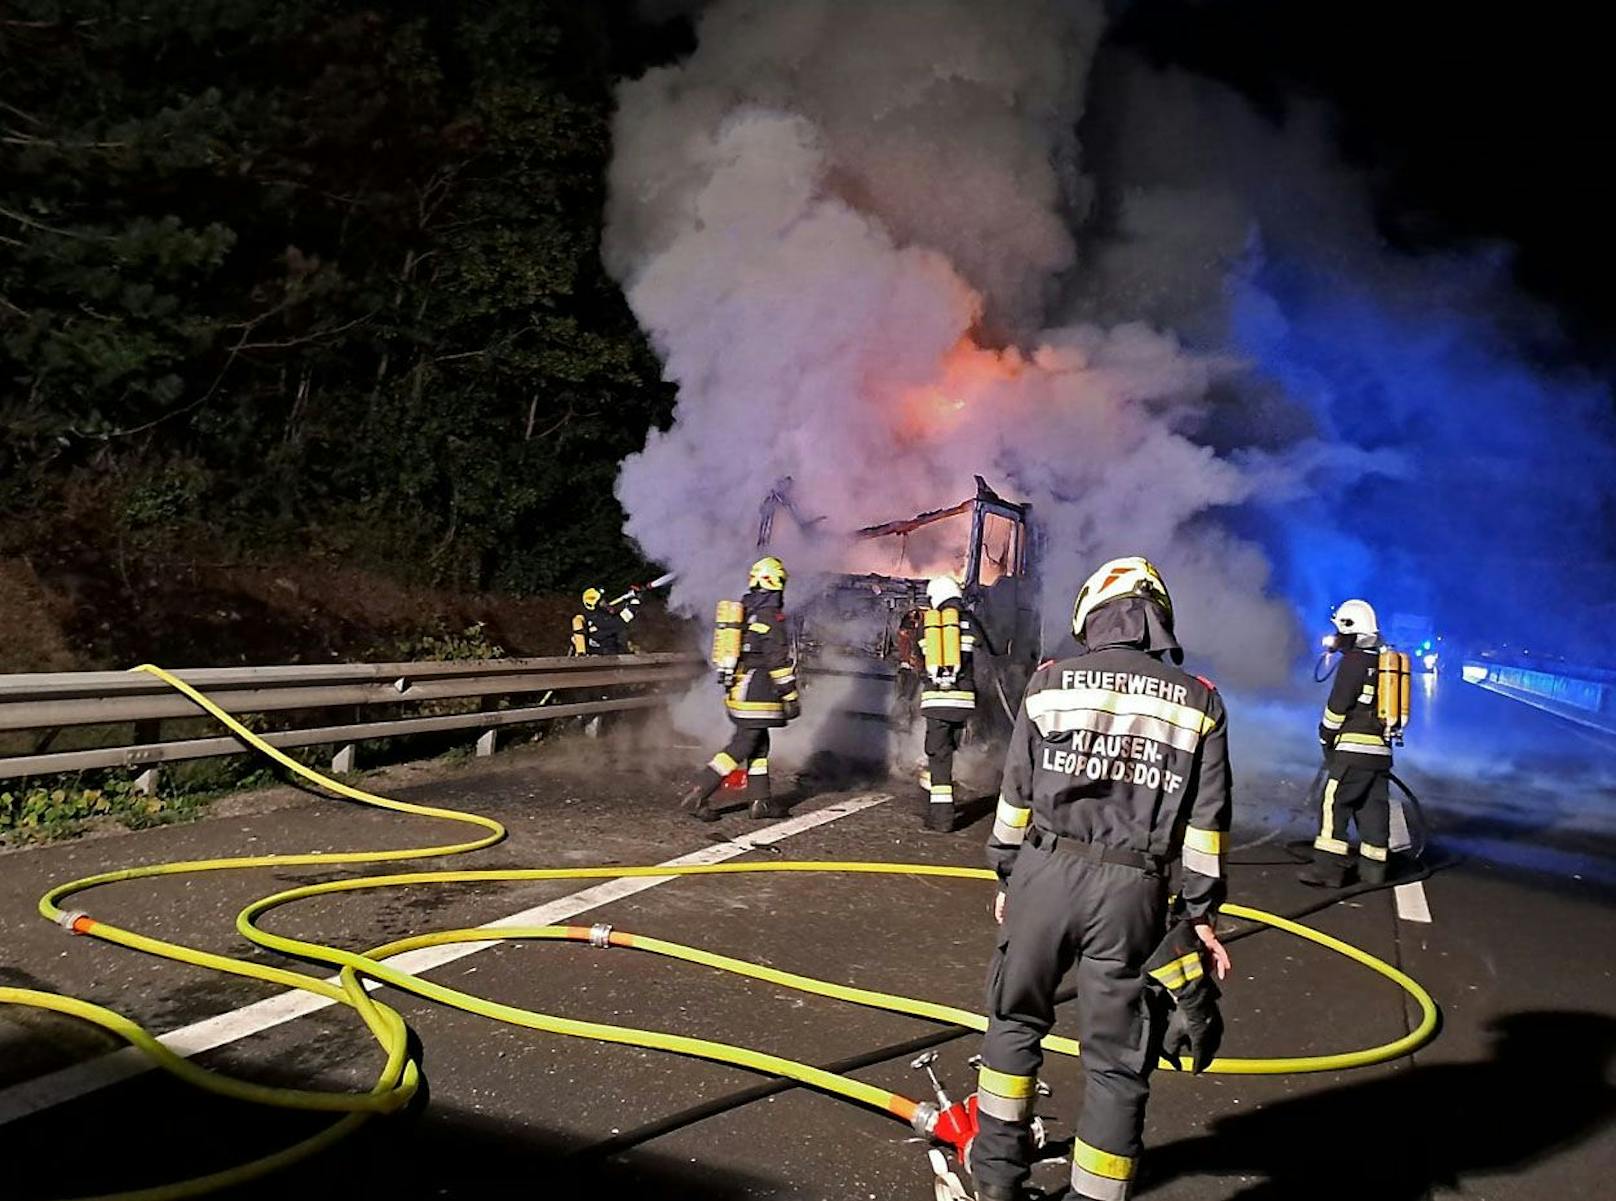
[758,476,1044,742]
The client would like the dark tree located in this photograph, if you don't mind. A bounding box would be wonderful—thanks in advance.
[1,1,674,592]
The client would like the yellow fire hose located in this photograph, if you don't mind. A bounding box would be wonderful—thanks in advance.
[0,664,1441,1200]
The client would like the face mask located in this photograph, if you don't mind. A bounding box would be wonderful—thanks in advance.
[1321,631,1346,653]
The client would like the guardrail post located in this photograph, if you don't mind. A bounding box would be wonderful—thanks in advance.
[133,768,160,796]
[476,729,497,758]
[332,743,357,774]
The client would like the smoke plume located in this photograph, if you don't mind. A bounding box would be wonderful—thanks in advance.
[606,0,1304,691]
[605,0,1616,705]
[1076,60,1616,658]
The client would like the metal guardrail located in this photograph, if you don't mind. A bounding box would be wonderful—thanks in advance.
[1461,658,1616,738]
[0,654,704,781]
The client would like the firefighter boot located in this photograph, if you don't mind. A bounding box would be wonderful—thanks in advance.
[923,777,956,832]
[678,780,721,822]
[924,799,956,833]
[746,764,788,819]
[1357,855,1390,885]
[1298,847,1352,888]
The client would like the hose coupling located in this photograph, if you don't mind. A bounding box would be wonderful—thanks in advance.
[911,1101,939,1136]
[56,909,93,933]
[588,923,614,948]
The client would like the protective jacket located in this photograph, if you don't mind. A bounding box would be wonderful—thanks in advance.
[920,598,997,721]
[1318,644,1392,765]
[573,604,634,656]
[724,588,799,729]
[987,598,1232,920]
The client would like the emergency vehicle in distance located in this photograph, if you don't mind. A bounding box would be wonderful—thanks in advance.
[1382,612,1441,673]
[756,475,1044,736]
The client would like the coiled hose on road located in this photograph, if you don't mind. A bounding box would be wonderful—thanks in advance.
[0,665,1441,1200]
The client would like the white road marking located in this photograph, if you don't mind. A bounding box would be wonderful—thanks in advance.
[1388,794,1432,924]
[0,792,892,1125]
[1393,879,1433,924]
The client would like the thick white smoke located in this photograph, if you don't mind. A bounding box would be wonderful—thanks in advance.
[605,0,1306,692]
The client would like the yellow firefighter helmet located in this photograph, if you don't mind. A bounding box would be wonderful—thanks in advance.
[1072,555,1173,637]
[581,587,604,610]
[748,556,788,591]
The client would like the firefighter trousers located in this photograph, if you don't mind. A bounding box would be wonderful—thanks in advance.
[923,717,964,830]
[694,725,772,803]
[972,842,1167,1200]
[1314,760,1391,873]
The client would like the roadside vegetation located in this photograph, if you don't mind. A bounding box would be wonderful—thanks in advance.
[1,2,686,671]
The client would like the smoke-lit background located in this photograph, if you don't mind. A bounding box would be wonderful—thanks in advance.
[604,0,1616,696]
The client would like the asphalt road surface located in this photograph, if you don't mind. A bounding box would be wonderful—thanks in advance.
[1,681,1612,1201]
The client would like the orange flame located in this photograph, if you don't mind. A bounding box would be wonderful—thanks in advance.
[894,337,1024,443]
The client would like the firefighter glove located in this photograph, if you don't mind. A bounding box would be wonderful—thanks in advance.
[1145,920,1223,1074]
[1160,988,1223,1073]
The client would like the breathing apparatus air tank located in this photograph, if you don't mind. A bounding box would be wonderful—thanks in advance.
[1377,645,1413,743]
[921,607,962,686]
[712,600,744,681]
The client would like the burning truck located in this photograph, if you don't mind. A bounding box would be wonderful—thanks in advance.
[757,476,1045,742]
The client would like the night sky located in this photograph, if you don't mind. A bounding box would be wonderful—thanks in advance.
[1110,0,1616,364]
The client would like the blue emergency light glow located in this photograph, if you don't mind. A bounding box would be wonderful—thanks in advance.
[1230,249,1616,659]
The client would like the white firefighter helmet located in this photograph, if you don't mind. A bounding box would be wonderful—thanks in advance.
[1072,556,1173,638]
[1331,598,1378,640]
[926,575,963,609]
[748,555,788,591]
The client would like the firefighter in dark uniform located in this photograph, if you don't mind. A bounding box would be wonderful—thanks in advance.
[919,575,998,832]
[971,556,1232,1201]
[572,586,642,739]
[1300,598,1392,888]
[679,556,800,822]
[572,586,639,656]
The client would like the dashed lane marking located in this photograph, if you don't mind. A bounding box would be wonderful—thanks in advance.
[1389,794,1432,923]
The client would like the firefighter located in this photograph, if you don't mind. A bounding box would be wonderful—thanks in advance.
[918,575,997,832]
[971,556,1232,1201]
[1300,598,1392,888]
[571,586,639,657]
[678,556,800,822]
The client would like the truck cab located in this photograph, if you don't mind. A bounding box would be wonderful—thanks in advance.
[763,477,1043,737]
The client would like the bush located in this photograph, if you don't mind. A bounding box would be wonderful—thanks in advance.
[384,620,507,663]
[0,777,203,842]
